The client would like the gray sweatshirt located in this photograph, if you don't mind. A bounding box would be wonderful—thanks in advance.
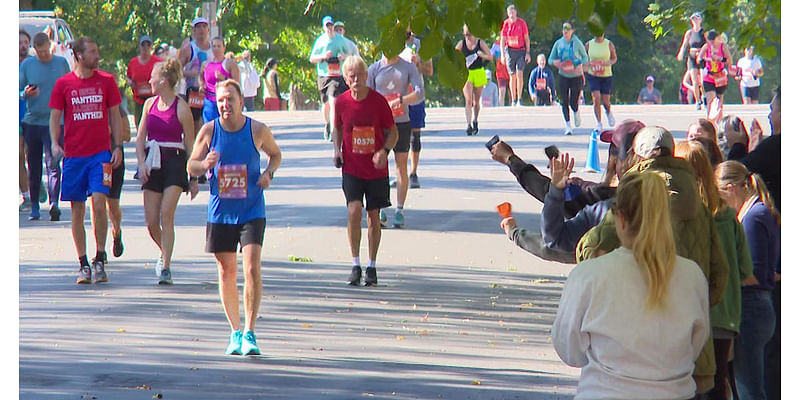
[367,58,424,123]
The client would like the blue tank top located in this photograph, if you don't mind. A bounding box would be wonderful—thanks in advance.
[207,117,266,224]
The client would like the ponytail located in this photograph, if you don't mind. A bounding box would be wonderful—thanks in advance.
[616,172,676,309]
[716,161,780,225]
[748,173,780,225]
[675,140,722,216]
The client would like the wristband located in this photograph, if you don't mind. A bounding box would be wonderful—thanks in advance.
[190,176,199,182]
[267,170,274,179]
[383,146,392,154]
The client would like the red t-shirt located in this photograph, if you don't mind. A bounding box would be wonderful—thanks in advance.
[335,89,395,180]
[126,55,162,104]
[49,70,122,158]
[501,18,528,49]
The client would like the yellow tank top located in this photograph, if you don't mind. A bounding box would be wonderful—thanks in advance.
[587,38,612,77]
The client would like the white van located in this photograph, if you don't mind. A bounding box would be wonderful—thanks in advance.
[19,10,76,70]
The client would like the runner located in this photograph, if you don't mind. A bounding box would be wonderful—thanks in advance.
[179,17,213,139]
[549,21,588,135]
[136,58,199,284]
[367,52,423,228]
[261,58,281,111]
[490,40,510,106]
[527,54,556,106]
[20,32,70,221]
[333,21,360,57]
[585,32,617,131]
[199,37,240,123]
[482,69,499,107]
[500,4,530,107]
[456,24,493,136]
[680,69,696,104]
[332,55,398,286]
[187,79,281,355]
[237,50,260,111]
[49,36,124,284]
[698,30,732,124]
[737,46,764,104]
[310,15,353,141]
[126,35,162,130]
[400,29,433,189]
[676,11,706,110]
[19,30,32,211]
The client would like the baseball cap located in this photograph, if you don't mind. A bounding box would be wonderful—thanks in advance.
[334,21,345,27]
[690,11,702,19]
[322,16,334,27]
[646,75,655,82]
[634,126,674,158]
[192,17,209,27]
[139,35,152,45]
[600,120,646,160]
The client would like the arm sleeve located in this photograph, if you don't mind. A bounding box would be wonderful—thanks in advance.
[552,269,591,367]
[507,227,577,264]
[542,186,610,252]
[707,213,730,306]
[742,212,771,286]
[528,68,536,95]
[507,155,551,202]
[735,220,755,280]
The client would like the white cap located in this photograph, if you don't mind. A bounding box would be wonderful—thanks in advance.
[192,17,209,27]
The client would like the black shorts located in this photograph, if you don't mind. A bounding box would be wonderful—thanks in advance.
[141,148,190,193]
[342,173,390,211]
[205,218,266,253]
[504,48,526,74]
[108,152,125,200]
[703,81,727,95]
[182,88,204,121]
[317,76,349,104]
[586,75,613,95]
[393,122,412,153]
[743,86,760,101]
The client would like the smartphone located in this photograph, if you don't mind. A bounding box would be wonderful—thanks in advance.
[485,135,500,151]
[544,145,560,160]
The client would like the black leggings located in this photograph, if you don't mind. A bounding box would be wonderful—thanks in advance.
[558,75,584,121]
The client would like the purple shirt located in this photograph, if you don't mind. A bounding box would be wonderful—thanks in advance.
[146,96,183,143]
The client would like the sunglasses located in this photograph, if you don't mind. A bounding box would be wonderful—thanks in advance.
[562,25,573,31]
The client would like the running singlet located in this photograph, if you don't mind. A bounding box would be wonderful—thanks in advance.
[49,70,122,158]
[204,60,233,101]
[703,43,726,85]
[461,39,484,70]
[334,89,395,180]
[501,18,528,49]
[587,39,612,77]
[207,117,266,224]
[185,40,213,88]
[146,96,183,143]
[689,29,705,50]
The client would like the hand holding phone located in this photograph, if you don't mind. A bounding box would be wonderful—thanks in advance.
[485,135,500,151]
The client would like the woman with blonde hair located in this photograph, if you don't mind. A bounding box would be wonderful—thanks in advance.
[716,161,780,400]
[675,141,754,400]
[553,171,710,399]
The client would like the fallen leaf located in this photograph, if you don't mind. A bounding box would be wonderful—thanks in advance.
[412,304,417,310]
[471,380,481,385]
[288,255,313,262]
[532,278,552,284]
[417,330,430,335]
[379,301,389,305]
[117,328,126,333]
[152,394,163,399]
[301,323,313,328]
[396,335,405,340]
[457,331,469,335]
[507,267,517,271]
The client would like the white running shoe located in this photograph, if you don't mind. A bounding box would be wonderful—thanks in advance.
[564,120,573,136]
[596,122,603,132]
[574,110,582,127]
[606,111,616,127]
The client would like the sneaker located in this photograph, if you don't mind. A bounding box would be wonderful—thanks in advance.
[49,207,61,222]
[409,173,420,189]
[92,258,108,283]
[158,268,173,285]
[389,178,397,188]
[113,232,124,257]
[19,197,32,212]
[154,255,164,277]
[348,265,362,286]
[225,330,243,355]
[606,111,616,127]
[393,209,405,228]
[28,209,40,221]
[696,101,702,111]
[242,331,261,356]
[472,121,479,135]
[466,124,474,136]
[364,267,378,286]
[574,110,582,127]
[76,264,92,284]
[379,210,388,228]
[595,122,603,132]
[564,128,572,136]
[517,100,523,107]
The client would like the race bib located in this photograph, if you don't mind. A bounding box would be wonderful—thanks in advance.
[136,82,153,96]
[351,126,376,155]
[713,73,728,88]
[507,36,520,48]
[384,93,404,117]
[535,78,547,91]
[561,60,575,74]
[102,163,112,187]
[590,61,605,74]
[465,53,478,68]
[188,90,204,109]
[217,164,248,199]
[328,62,341,77]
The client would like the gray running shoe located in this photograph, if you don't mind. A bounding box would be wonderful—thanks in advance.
[77,264,92,284]
[92,259,108,283]
[158,268,173,285]
[409,174,420,189]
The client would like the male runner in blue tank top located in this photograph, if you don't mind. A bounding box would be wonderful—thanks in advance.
[188,79,282,356]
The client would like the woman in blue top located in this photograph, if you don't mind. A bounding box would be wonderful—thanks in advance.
[188,79,281,357]
[548,21,589,135]
[716,160,780,400]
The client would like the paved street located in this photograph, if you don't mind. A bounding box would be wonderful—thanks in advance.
[20,103,769,399]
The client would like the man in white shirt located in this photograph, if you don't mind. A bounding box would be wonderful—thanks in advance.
[737,46,764,104]
[238,50,261,111]
[334,21,360,57]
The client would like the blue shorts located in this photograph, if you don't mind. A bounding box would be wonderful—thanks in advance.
[202,98,220,123]
[61,150,111,202]
[409,101,426,129]
[586,75,613,95]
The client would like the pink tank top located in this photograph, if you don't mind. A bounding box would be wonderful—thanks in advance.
[146,96,183,143]
[204,60,232,100]
[703,43,725,83]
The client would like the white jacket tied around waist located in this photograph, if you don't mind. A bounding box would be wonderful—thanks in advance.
[144,140,185,171]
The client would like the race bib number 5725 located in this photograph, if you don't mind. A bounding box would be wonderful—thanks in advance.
[217,164,247,199]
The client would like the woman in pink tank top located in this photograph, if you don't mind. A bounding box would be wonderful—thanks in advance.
[199,37,240,123]
[135,58,198,284]
[697,30,732,124]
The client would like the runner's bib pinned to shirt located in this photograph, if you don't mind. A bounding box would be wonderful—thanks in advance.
[590,61,605,74]
[188,90,204,109]
[137,82,153,96]
[536,78,547,91]
[217,164,248,199]
[352,126,376,154]
[560,60,575,74]
[384,93,404,117]
[328,62,341,77]
[465,53,478,68]
[506,36,520,48]
[102,163,113,187]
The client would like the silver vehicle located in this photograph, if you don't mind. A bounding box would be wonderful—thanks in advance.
[19,10,76,70]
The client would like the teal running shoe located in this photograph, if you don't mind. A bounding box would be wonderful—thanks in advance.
[379,209,388,228]
[393,209,405,228]
[225,330,243,355]
[242,331,261,356]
